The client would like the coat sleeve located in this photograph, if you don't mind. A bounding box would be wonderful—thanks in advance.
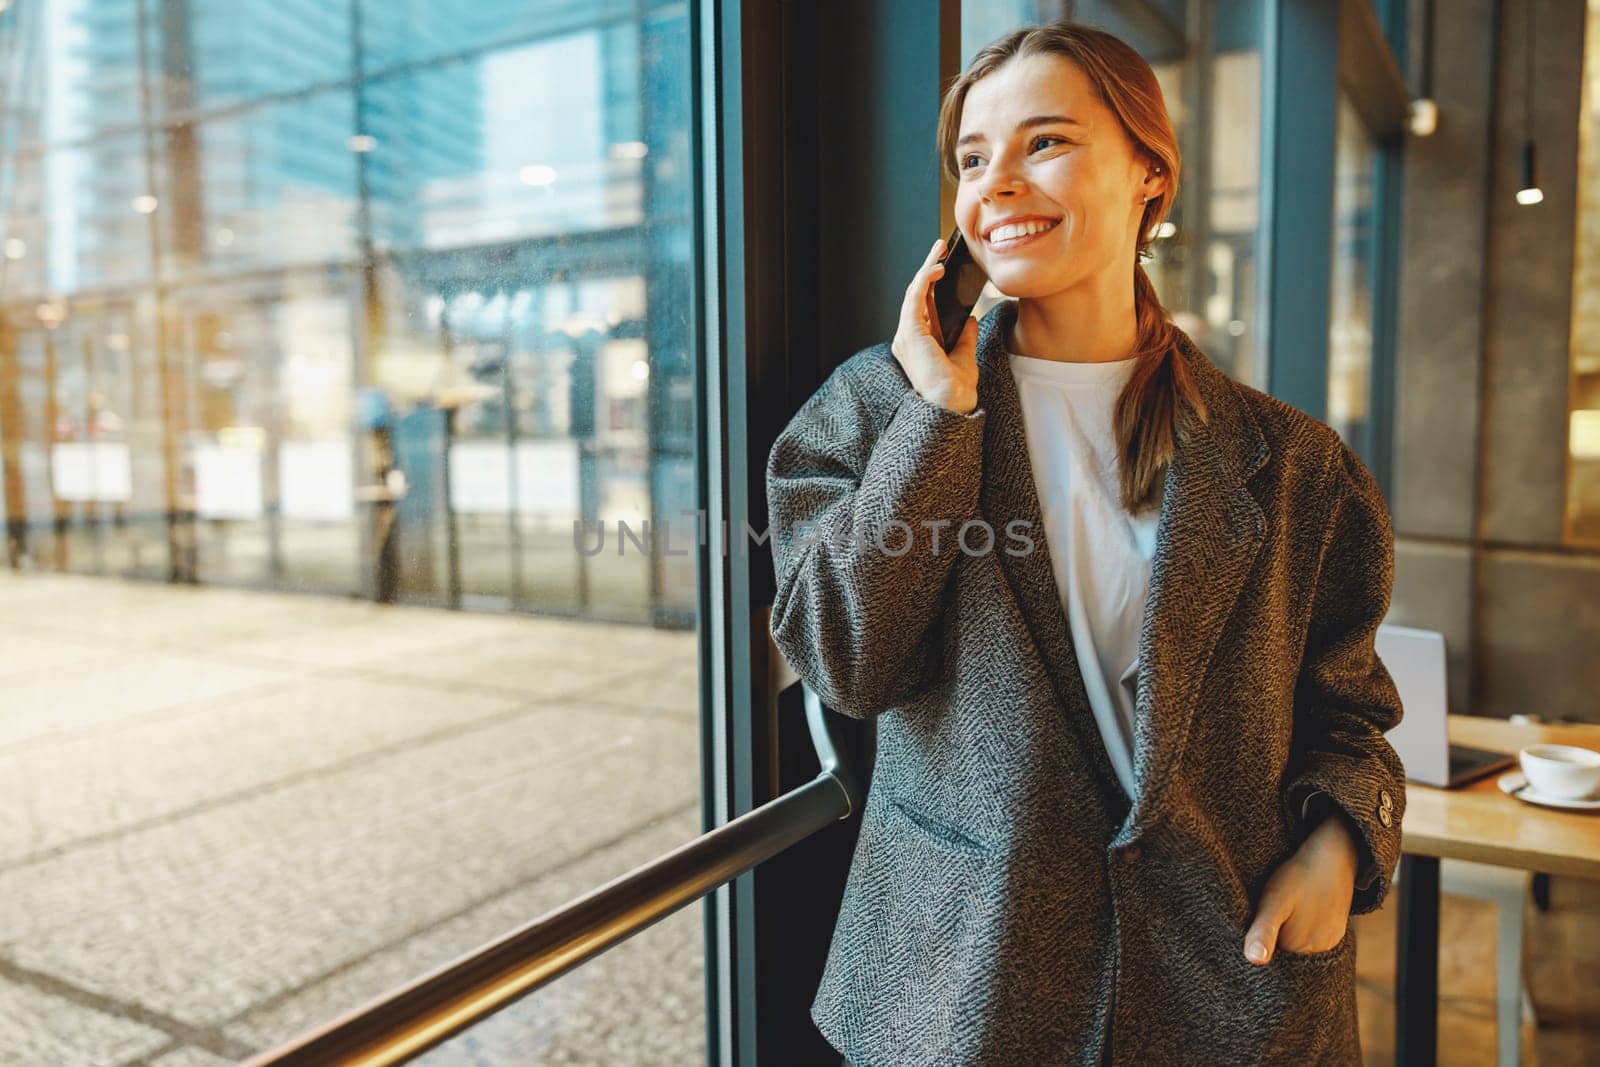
[1296,788,1380,894]
[765,356,986,720]
[1279,442,1406,916]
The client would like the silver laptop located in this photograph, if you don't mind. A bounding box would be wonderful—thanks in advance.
[1375,622,1516,788]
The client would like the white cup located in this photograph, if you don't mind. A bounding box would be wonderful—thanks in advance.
[1518,744,1600,800]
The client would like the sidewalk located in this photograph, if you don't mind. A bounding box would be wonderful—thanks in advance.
[0,572,703,1065]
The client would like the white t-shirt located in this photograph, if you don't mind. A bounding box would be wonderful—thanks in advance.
[1007,349,1163,804]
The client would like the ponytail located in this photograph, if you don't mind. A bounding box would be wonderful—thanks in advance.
[1112,262,1208,514]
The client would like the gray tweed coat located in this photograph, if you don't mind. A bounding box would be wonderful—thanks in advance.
[765,298,1406,1066]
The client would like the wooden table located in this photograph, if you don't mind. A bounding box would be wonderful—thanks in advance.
[1395,716,1600,1066]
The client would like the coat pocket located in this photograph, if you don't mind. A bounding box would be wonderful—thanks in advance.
[883,795,992,855]
[1270,917,1356,964]
[1227,885,1357,966]
[810,793,997,1064]
[1221,912,1360,1062]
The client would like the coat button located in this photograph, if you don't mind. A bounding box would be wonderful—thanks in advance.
[1379,788,1394,809]
[1378,806,1393,828]
[1122,844,1142,864]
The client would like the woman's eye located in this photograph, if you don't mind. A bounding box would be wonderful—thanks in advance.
[960,137,1066,171]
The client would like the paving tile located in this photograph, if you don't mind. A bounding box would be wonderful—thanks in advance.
[574,657,700,719]
[0,570,709,1064]
[0,574,309,649]
[207,604,572,674]
[0,973,169,1065]
[0,708,699,1028]
[369,626,696,701]
[0,650,290,750]
[0,632,109,682]
[227,807,704,1063]
[147,1046,236,1067]
[0,676,525,866]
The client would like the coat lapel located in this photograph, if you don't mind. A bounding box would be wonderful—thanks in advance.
[973,299,1269,842]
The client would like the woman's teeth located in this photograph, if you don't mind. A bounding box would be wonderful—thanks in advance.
[987,219,1060,246]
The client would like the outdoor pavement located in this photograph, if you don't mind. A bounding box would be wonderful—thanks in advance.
[0,571,704,1066]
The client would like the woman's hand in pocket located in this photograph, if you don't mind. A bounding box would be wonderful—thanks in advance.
[1242,814,1359,963]
[892,237,980,415]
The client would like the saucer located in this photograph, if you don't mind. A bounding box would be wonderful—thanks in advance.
[1497,770,1600,812]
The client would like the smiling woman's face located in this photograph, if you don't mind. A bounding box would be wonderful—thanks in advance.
[953,52,1153,299]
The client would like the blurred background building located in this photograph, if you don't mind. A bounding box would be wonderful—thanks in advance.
[0,0,696,623]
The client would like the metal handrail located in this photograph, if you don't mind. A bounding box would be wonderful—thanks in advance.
[242,683,859,1066]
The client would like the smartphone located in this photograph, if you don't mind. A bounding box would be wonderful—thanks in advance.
[931,225,990,351]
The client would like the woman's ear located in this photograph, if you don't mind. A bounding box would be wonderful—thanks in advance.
[1143,164,1168,203]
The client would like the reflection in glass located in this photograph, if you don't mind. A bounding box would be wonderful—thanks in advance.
[1328,90,1376,455]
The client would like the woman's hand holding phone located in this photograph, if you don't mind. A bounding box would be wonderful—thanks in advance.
[892,237,980,415]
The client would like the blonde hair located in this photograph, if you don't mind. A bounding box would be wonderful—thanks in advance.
[936,20,1208,513]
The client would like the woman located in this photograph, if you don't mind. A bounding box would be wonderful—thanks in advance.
[766,20,1405,1067]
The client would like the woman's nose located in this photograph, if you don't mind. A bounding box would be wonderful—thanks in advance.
[978,162,1026,199]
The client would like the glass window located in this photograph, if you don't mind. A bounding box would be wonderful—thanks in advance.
[1328,89,1378,455]
[174,0,354,114]
[961,0,1066,63]
[355,0,639,72]
[173,278,361,591]
[1567,0,1600,544]
[0,2,705,1062]
[1188,0,1266,388]
[0,150,52,301]
[168,90,361,278]
[360,28,643,256]
[0,135,160,296]
[0,0,146,149]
